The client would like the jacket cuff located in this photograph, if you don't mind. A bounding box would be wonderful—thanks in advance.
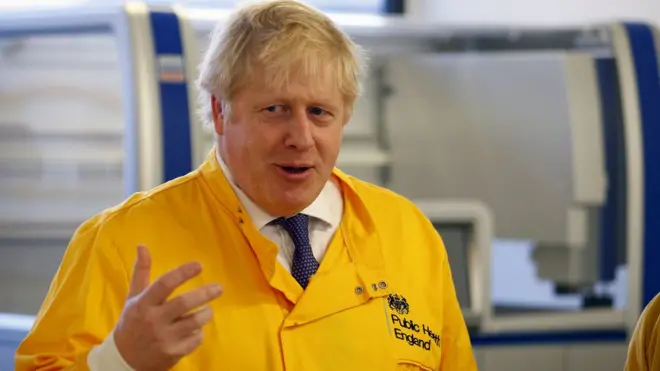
[87,330,135,371]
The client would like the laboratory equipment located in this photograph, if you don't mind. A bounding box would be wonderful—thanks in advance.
[2,3,660,371]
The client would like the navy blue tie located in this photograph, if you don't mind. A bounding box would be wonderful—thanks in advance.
[272,214,319,288]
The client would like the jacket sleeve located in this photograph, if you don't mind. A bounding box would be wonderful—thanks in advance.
[15,215,131,371]
[437,239,478,371]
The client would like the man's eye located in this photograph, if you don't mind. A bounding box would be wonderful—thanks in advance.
[264,105,284,113]
[309,107,327,116]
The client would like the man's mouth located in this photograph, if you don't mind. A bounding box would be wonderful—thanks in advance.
[278,165,312,174]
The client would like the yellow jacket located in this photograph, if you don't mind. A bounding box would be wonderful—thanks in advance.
[16,151,477,371]
[625,293,660,371]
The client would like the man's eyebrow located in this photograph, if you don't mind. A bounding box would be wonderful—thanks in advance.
[312,102,341,112]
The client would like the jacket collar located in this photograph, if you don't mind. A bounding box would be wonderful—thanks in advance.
[196,148,382,278]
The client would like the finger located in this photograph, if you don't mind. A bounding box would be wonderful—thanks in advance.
[167,329,204,357]
[170,305,214,339]
[161,284,222,322]
[127,245,151,299]
[140,261,203,305]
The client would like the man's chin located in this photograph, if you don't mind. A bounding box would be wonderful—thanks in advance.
[266,189,318,216]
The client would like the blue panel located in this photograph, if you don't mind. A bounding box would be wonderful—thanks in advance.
[470,329,627,347]
[624,23,660,310]
[149,11,193,182]
[595,57,626,282]
[383,0,405,14]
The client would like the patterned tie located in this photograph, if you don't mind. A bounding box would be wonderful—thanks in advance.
[272,214,319,289]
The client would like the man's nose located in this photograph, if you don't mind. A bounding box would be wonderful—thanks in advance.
[284,109,314,150]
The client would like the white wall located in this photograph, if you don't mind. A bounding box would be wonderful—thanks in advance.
[408,0,660,26]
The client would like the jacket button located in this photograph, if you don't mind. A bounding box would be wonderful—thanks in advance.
[355,286,364,295]
[371,284,378,291]
[378,281,388,290]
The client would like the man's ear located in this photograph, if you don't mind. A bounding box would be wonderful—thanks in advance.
[211,95,225,136]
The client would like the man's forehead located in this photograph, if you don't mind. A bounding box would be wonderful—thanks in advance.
[248,75,342,103]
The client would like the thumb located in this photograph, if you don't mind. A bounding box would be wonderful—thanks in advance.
[128,244,151,299]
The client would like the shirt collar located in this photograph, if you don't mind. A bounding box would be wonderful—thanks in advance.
[215,149,341,230]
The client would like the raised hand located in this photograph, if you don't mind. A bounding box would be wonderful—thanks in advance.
[113,245,223,371]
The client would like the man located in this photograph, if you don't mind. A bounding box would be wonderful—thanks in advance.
[625,293,660,371]
[15,1,477,370]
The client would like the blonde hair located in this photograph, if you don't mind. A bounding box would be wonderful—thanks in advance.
[196,0,368,124]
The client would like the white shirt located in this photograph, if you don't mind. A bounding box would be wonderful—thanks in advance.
[215,150,343,272]
[87,149,344,370]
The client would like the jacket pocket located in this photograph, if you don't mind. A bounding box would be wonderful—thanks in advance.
[396,359,435,371]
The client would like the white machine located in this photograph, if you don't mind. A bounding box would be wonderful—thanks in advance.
[2,3,660,371]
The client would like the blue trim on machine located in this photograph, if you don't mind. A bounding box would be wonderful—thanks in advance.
[149,10,193,182]
[470,328,627,347]
[595,57,626,282]
[624,23,660,310]
[383,0,405,14]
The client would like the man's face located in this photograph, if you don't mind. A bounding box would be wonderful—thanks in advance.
[212,65,346,217]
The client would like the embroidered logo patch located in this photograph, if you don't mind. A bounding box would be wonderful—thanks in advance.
[385,293,440,351]
[388,293,410,315]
